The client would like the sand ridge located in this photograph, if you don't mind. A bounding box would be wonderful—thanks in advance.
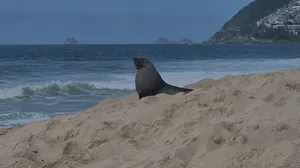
[1,69,300,167]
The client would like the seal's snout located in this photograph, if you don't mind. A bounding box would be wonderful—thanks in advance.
[133,57,141,69]
[133,57,138,64]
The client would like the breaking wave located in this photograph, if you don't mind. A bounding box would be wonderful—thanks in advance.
[0,81,134,99]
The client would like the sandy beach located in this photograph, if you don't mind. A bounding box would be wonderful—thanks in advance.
[1,69,300,168]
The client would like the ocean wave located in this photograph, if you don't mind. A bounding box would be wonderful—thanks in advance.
[0,111,68,128]
[0,81,134,99]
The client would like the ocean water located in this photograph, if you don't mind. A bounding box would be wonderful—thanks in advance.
[1,44,300,128]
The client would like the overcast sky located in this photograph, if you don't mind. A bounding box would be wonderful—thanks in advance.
[0,0,253,44]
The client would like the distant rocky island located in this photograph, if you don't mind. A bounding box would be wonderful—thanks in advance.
[177,38,194,44]
[153,38,195,44]
[64,38,80,45]
[153,38,174,44]
[204,0,300,44]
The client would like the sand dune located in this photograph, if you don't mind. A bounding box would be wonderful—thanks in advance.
[1,69,300,168]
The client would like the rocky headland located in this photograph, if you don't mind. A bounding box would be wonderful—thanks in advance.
[204,0,300,44]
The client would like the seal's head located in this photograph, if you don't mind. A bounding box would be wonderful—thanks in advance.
[133,57,153,70]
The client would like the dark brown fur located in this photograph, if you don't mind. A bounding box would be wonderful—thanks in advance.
[133,57,193,99]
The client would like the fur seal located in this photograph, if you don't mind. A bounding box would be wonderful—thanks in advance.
[133,57,193,99]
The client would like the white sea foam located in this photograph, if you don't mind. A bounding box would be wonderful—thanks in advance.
[1,58,300,100]
[0,81,134,99]
[114,58,300,88]
[1,58,300,127]
[0,111,70,128]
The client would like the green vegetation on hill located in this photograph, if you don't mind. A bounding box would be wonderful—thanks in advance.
[204,0,298,44]
[222,0,293,34]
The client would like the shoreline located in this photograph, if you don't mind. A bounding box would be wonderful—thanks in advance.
[0,127,17,136]
[0,128,7,135]
[1,68,300,167]
[0,68,298,131]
